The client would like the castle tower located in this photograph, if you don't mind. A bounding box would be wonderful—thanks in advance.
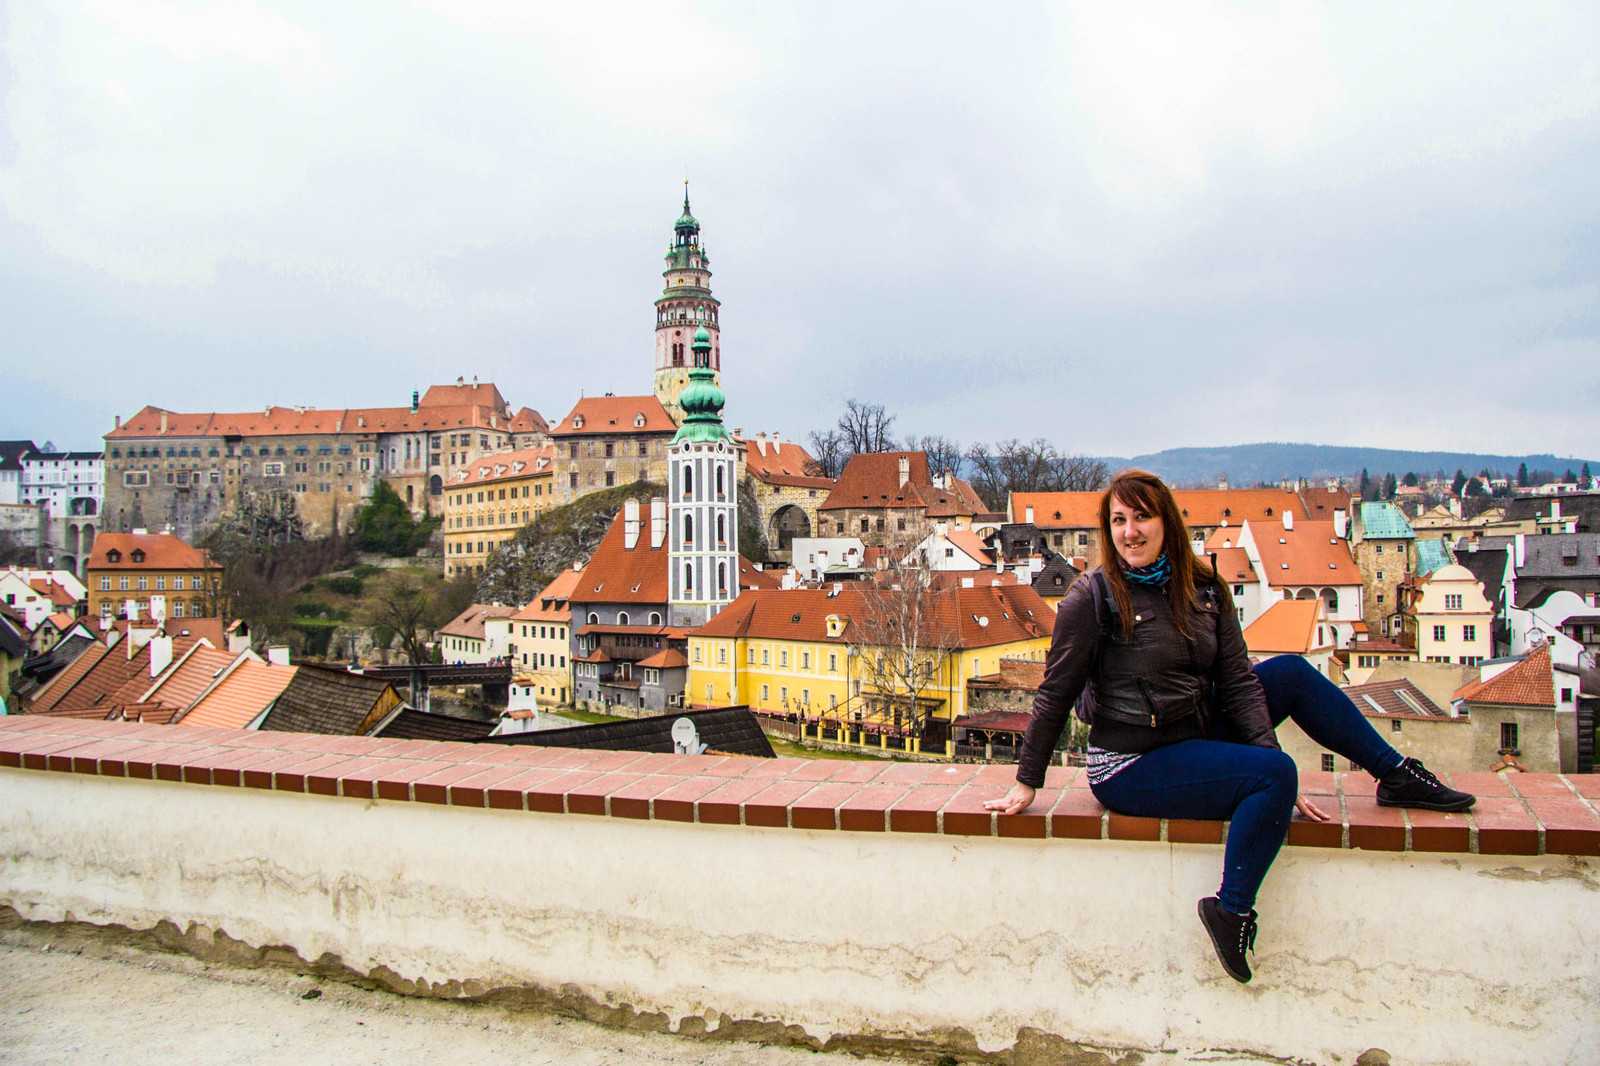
[653,184,721,423]
[667,327,738,627]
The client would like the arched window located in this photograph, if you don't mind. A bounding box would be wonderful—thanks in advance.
[617,612,629,626]
[649,612,662,626]
[682,463,693,495]
[717,562,727,595]
[587,612,599,625]
[717,513,726,544]
[716,465,725,497]
[684,514,694,545]
[684,563,693,592]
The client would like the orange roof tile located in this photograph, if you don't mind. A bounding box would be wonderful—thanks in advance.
[508,407,548,433]
[513,567,584,622]
[419,381,509,412]
[183,658,299,729]
[1012,488,1313,532]
[87,532,217,572]
[1010,491,1102,528]
[446,446,555,488]
[548,395,677,437]
[1453,645,1555,708]
[820,452,935,511]
[739,438,819,479]
[106,392,517,442]
[575,510,671,604]
[141,646,238,710]
[1242,599,1332,656]
[1300,486,1355,518]
[29,579,78,608]
[945,529,996,564]
[636,648,688,669]
[1247,520,1362,587]
[438,604,518,640]
[739,558,782,590]
[45,611,78,632]
[1206,546,1258,584]
[694,584,1055,649]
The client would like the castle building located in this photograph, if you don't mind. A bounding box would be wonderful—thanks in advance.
[667,328,740,628]
[652,186,721,423]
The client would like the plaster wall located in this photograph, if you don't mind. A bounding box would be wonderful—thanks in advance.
[0,768,1594,1066]
[1276,715,1477,774]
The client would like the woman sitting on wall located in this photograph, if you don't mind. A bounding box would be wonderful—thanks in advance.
[985,469,1473,983]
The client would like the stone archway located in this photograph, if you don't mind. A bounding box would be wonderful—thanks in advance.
[769,504,811,555]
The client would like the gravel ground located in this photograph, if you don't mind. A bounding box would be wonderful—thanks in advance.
[0,926,903,1066]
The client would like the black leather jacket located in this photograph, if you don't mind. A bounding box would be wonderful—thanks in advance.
[1015,570,1277,788]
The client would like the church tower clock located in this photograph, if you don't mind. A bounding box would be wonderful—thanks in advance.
[653,184,721,422]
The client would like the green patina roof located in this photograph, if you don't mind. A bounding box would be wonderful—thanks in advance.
[1360,501,1416,540]
[671,365,729,445]
[1415,539,1453,577]
[693,326,710,342]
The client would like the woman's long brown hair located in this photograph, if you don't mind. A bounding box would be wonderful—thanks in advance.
[1097,469,1231,640]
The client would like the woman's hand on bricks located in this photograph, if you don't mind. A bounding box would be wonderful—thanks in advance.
[1294,793,1331,822]
[985,783,1036,815]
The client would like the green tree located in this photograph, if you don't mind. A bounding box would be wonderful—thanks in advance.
[1358,468,1371,499]
[1582,462,1593,489]
[1402,471,1419,487]
[1517,462,1529,487]
[1451,470,1468,497]
[354,482,439,557]
[1381,472,1397,499]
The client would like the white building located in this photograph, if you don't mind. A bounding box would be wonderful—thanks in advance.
[666,328,740,628]
[1407,563,1494,666]
[1206,513,1365,647]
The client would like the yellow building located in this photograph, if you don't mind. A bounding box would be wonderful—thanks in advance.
[687,582,1054,756]
[510,565,582,708]
[86,531,222,622]
[1402,563,1494,665]
[442,446,556,578]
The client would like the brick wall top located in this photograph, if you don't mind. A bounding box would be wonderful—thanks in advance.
[1,717,1595,857]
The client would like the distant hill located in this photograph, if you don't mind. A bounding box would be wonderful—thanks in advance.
[1096,444,1600,488]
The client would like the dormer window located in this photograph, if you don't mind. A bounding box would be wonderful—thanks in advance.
[131,549,145,563]
[106,549,121,563]
[573,415,585,429]
[634,413,646,428]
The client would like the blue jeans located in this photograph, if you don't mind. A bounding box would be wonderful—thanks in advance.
[1089,655,1404,914]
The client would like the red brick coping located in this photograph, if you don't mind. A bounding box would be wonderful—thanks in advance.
[2,717,1596,857]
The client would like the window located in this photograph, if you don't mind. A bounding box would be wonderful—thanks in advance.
[118,576,129,591]
[801,651,810,670]
[718,647,727,664]
[1500,722,1519,752]
[1358,654,1379,668]
[1462,625,1476,642]
[1321,754,1335,773]
[99,577,110,591]
[1376,571,1383,580]
[779,650,788,668]
[1233,584,1244,596]
[760,684,770,701]
[1445,594,1463,610]
[1432,625,1447,642]
[1391,719,1402,732]
[136,576,148,590]
[761,648,769,665]
[828,653,838,672]
[155,576,165,590]
[860,518,869,533]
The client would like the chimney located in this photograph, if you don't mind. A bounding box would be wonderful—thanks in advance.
[266,646,291,666]
[1024,505,1035,524]
[159,411,168,434]
[149,594,166,622]
[898,457,911,486]
[1333,509,1347,539]
[147,635,173,678]
[115,414,121,429]
[1282,510,1294,531]
[1449,497,1462,518]
[1515,533,1526,568]
[623,498,641,550]
[411,390,419,413]
[1552,499,1562,522]
[650,498,667,548]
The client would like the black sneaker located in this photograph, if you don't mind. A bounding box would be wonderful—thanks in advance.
[1376,757,1475,812]
[1198,896,1256,983]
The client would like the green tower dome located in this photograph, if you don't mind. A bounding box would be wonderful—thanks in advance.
[672,355,729,445]
[693,325,710,343]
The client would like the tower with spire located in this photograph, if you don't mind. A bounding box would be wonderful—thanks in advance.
[667,327,739,626]
[653,184,721,423]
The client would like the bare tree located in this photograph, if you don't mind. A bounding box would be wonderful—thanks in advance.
[841,546,960,739]
[836,399,898,455]
[963,439,1109,510]
[364,575,436,665]
[904,434,964,480]
[805,428,849,479]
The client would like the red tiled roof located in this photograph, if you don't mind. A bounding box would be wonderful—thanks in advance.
[27,634,214,717]
[447,446,555,488]
[968,658,1046,690]
[106,392,515,440]
[1453,645,1555,708]
[953,710,1033,733]
[575,510,670,604]
[740,438,818,479]
[512,567,583,622]
[29,579,78,608]
[944,529,996,565]
[1243,599,1332,656]
[508,407,548,434]
[548,395,677,437]
[739,558,782,590]
[1012,488,1314,532]
[140,646,238,711]
[1244,520,1362,587]
[419,382,509,412]
[1348,635,1413,655]
[1010,491,1101,529]
[1206,546,1258,584]
[183,657,298,729]
[1341,678,1448,718]
[1300,486,1355,517]
[820,452,933,511]
[45,611,78,632]
[438,604,518,641]
[693,584,1055,649]
[636,648,688,670]
[87,532,216,572]
[102,617,227,649]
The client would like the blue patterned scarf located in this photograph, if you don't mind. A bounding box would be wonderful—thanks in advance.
[1123,551,1171,589]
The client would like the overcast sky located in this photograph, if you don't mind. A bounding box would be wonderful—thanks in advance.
[3,2,1597,461]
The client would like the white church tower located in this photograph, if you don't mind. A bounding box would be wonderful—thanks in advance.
[667,326,738,627]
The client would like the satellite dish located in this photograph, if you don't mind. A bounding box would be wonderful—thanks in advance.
[671,717,706,755]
